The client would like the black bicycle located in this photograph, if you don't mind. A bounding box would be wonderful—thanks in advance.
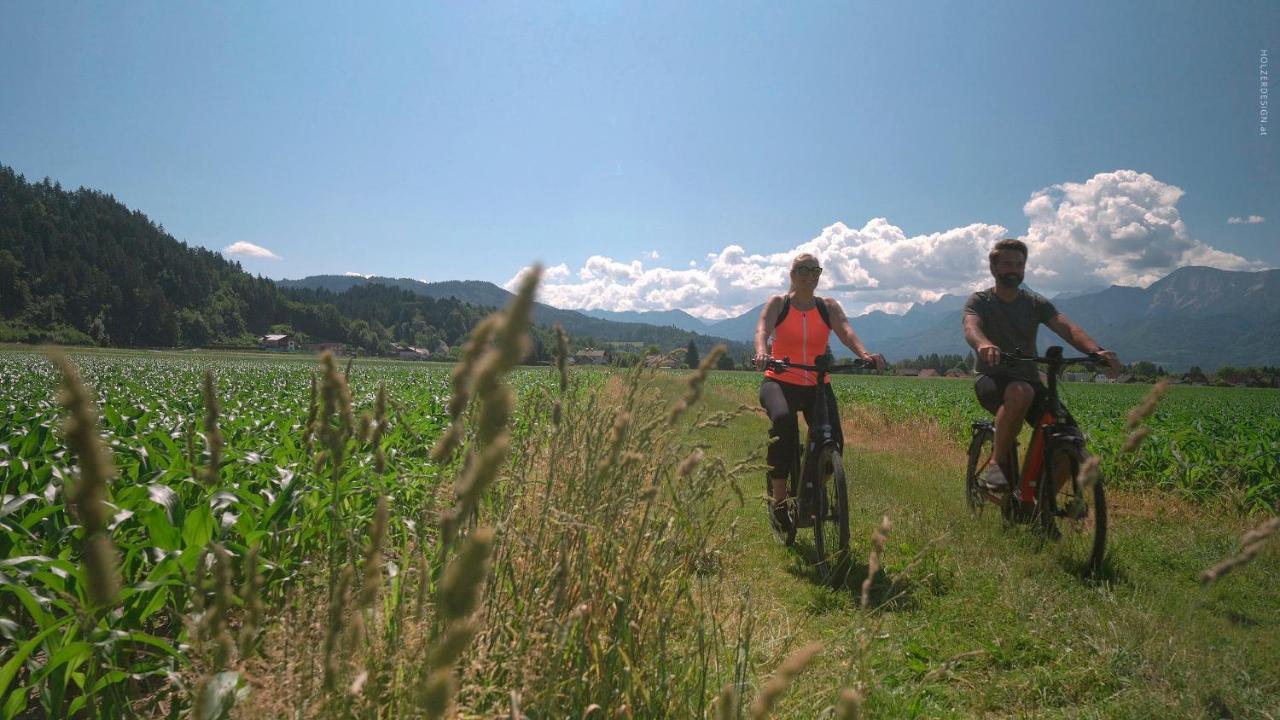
[764,353,872,580]
[965,346,1108,574]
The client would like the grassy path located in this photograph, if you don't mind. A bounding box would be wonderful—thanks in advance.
[694,378,1280,718]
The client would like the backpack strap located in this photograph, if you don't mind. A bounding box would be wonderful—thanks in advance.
[775,295,833,327]
[815,296,832,328]
[775,295,791,325]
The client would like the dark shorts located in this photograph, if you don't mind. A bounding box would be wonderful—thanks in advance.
[974,374,1050,425]
[759,378,843,479]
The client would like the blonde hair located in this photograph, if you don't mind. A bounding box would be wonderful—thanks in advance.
[788,253,821,292]
[790,253,819,273]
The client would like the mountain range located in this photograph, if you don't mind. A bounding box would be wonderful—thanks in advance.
[282,267,1280,371]
[276,275,749,355]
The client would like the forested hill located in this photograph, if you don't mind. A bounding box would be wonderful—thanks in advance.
[0,166,496,353]
[0,166,746,360]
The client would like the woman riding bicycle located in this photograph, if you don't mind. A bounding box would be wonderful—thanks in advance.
[753,253,886,532]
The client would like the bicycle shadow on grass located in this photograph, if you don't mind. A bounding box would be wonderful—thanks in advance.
[998,521,1130,588]
[783,539,922,612]
[1056,548,1127,587]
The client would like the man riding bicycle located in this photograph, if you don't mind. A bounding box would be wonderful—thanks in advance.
[753,252,887,532]
[962,238,1121,491]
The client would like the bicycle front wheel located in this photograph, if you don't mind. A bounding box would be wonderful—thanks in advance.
[965,424,995,514]
[1039,441,1108,576]
[813,445,850,582]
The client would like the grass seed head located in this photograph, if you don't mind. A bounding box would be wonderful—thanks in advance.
[357,496,390,609]
[861,515,892,610]
[324,565,356,690]
[1125,378,1170,430]
[419,667,456,719]
[834,688,863,720]
[371,382,389,473]
[446,438,511,538]
[426,618,479,669]
[50,352,121,607]
[83,533,121,609]
[714,684,740,720]
[1201,517,1279,584]
[748,641,823,719]
[669,344,726,423]
[201,369,224,486]
[440,527,495,621]
[554,324,570,393]
[678,449,705,478]
[238,547,264,657]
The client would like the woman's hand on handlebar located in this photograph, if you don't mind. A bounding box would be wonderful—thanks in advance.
[862,352,887,371]
[754,353,771,371]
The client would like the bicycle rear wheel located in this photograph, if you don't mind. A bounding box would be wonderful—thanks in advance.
[965,424,995,514]
[812,445,850,582]
[1039,441,1107,575]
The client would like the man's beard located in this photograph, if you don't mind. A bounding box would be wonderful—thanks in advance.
[996,273,1022,289]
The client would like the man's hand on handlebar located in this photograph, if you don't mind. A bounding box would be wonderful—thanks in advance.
[977,343,1001,367]
[862,352,887,372]
[1093,349,1121,379]
[753,353,770,371]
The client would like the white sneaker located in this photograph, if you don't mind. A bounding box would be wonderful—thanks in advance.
[980,464,1009,491]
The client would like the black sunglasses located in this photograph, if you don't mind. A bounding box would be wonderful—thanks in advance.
[794,266,823,276]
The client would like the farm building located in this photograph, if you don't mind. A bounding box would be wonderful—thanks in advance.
[258,334,295,351]
[397,346,432,361]
[574,349,610,366]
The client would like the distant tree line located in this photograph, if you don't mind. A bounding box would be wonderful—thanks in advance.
[893,353,974,374]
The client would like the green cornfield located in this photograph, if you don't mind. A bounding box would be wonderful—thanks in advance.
[1,332,1276,717]
[704,372,1280,511]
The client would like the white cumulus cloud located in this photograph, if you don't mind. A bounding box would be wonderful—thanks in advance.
[505,170,1267,319]
[222,241,282,260]
[1024,170,1263,291]
[1227,215,1266,224]
[343,271,373,278]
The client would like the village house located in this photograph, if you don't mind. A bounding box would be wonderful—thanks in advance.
[917,368,940,378]
[573,348,610,366]
[944,369,968,379]
[258,334,295,352]
[895,368,920,377]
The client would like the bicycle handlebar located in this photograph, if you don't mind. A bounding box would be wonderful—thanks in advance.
[764,355,873,373]
[1001,346,1106,366]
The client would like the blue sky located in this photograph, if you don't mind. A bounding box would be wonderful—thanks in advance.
[1,2,1276,317]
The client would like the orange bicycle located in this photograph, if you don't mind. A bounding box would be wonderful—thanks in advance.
[966,346,1108,574]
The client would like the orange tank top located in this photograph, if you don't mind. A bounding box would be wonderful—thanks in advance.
[765,297,831,386]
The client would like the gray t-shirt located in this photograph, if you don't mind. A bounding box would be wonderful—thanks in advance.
[963,288,1059,382]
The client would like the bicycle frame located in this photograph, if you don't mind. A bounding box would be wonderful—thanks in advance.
[766,354,868,510]
[978,346,1097,509]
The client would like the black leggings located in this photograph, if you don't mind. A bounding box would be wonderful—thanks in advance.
[759,378,844,480]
